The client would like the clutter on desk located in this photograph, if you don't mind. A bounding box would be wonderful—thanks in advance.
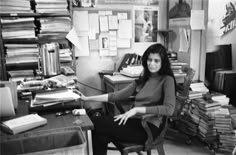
[29,88,82,113]
[0,114,47,135]
[72,109,86,116]
[31,88,81,107]
[17,74,78,92]
[120,65,143,78]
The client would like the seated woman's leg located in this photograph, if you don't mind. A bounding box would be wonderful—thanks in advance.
[90,116,148,155]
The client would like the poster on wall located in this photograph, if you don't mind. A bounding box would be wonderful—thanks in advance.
[219,1,236,36]
[169,0,192,27]
[134,6,159,43]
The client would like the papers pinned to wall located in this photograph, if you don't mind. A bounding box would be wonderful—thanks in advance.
[190,10,205,30]
[70,9,131,57]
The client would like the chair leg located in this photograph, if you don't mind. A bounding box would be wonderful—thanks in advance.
[146,150,151,155]
[157,144,165,155]
[121,151,128,155]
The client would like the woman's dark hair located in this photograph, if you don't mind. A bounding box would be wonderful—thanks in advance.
[137,43,176,87]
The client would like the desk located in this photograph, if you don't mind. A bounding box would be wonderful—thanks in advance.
[103,73,186,92]
[0,100,94,155]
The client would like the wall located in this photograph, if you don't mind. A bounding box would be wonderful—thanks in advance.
[206,0,236,71]
[168,0,205,81]
[75,1,168,95]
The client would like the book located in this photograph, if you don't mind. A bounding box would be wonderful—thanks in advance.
[0,114,47,134]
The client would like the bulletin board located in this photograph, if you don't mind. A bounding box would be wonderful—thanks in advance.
[71,8,132,57]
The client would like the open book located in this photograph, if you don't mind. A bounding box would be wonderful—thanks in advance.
[0,114,47,135]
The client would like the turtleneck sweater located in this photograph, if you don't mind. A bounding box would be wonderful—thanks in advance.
[108,74,176,127]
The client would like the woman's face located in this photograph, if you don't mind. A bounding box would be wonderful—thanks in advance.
[147,53,161,73]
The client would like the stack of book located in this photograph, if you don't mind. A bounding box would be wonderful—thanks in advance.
[218,130,236,154]
[1,17,36,39]
[8,70,35,82]
[0,0,33,14]
[35,0,68,13]
[191,98,220,141]
[211,92,229,106]
[170,61,188,75]
[59,48,73,63]
[190,82,209,93]
[216,106,236,153]
[214,108,233,133]
[189,91,204,100]
[5,43,39,66]
[38,17,71,40]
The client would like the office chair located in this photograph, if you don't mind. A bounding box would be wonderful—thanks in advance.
[112,115,169,155]
[107,66,195,154]
[166,66,196,144]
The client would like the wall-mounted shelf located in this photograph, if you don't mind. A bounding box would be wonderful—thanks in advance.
[0,0,74,81]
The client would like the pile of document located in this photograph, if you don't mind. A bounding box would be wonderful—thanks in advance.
[1,17,36,39]
[0,0,33,13]
[31,89,81,107]
[38,17,71,39]
[120,65,143,77]
[35,0,68,14]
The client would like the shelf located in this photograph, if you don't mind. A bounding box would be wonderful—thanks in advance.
[0,0,75,80]
[0,13,38,17]
[156,29,173,33]
[0,13,70,18]
[3,38,38,44]
[6,62,38,71]
[37,13,71,17]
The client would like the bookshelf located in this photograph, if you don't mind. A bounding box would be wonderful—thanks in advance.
[0,0,75,81]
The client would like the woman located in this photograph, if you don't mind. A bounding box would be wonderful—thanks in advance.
[80,43,176,155]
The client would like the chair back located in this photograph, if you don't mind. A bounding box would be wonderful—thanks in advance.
[181,67,196,97]
[173,67,195,118]
[152,116,168,146]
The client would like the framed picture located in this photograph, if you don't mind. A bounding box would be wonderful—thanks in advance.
[134,6,159,43]
[169,0,192,26]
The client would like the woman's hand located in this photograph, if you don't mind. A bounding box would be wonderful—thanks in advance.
[79,93,87,102]
[114,108,137,125]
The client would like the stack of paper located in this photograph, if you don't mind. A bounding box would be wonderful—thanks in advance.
[1,18,36,39]
[0,0,33,13]
[38,17,71,39]
[120,65,143,77]
[31,89,81,107]
[35,0,68,14]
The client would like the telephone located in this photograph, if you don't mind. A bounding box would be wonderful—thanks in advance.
[61,66,75,75]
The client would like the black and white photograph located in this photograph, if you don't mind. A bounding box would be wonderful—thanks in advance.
[1,0,236,155]
[134,6,158,43]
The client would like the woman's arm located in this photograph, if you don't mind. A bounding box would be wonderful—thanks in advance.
[80,94,109,102]
[114,107,146,125]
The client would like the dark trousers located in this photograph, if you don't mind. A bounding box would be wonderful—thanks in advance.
[90,116,159,155]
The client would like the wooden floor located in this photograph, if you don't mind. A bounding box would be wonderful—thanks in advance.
[107,138,228,155]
